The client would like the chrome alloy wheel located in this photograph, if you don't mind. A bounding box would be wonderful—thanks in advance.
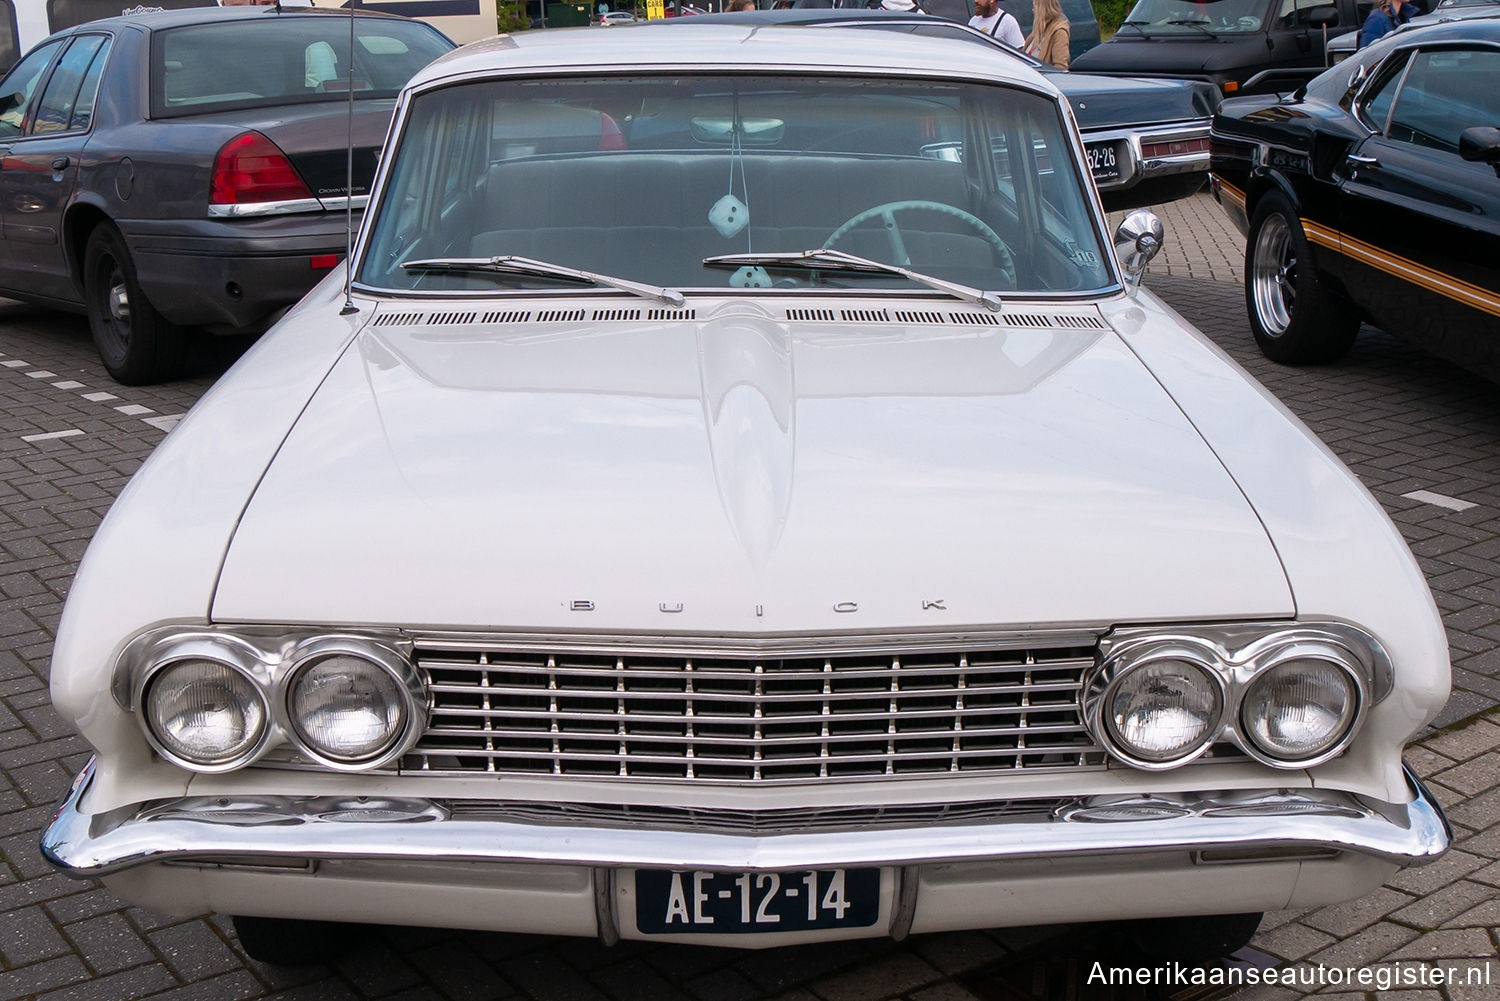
[1250,213,1296,337]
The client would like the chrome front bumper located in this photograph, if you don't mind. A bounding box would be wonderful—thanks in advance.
[42,758,1450,879]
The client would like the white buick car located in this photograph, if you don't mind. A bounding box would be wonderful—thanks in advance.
[43,25,1451,963]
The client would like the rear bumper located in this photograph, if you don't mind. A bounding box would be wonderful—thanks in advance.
[119,213,356,333]
[1085,120,1211,210]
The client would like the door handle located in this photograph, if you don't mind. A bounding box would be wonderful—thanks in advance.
[51,156,70,171]
[1347,153,1379,166]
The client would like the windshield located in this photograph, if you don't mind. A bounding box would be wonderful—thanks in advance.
[358,74,1114,296]
[151,16,454,118]
[1121,0,1275,34]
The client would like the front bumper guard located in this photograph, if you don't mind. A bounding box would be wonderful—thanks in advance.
[42,758,1449,878]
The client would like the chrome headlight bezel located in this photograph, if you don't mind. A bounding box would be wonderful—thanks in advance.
[136,639,272,773]
[1085,640,1228,770]
[282,637,426,771]
[1236,645,1364,768]
[1088,623,1381,771]
[121,628,425,774]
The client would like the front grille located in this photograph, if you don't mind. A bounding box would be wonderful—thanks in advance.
[404,643,1107,783]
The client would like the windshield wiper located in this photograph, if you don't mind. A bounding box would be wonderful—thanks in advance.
[703,249,1003,311]
[1118,18,1153,35]
[1166,17,1216,36]
[399,255,685,307]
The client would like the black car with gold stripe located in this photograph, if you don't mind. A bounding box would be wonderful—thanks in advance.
[1209,19,1500,378]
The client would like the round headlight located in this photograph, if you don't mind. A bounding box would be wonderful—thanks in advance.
[1105,659,1222,765]
[288,655,408,763]
[146,659,268,767]
[1241,658,1358,762]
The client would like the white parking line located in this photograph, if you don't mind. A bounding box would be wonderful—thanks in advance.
[142,415,184,432]
[1,349,180,436]
[21,429,85,442]
[1402,490,1477,513]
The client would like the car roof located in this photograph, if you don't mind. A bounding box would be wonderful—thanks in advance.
[414,23,1052,90]
[58,5,410,35]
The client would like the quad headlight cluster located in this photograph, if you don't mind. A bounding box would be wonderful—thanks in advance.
[1085,626,1379,771]
[129,633,421,773]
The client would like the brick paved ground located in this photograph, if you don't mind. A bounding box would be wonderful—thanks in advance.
[1,193,1497,1001]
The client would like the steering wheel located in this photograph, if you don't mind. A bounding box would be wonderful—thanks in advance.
[822,200,1017,288]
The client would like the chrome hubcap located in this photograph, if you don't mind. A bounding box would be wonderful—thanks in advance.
[1251,214,1295,336]
[107,280,130,325]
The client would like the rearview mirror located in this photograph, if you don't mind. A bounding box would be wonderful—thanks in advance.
[689,117,786,145]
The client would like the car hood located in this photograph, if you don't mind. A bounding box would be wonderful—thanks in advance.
[1071,36,1224,76]
[211,299,1293,633]
[1057,73,1220,129]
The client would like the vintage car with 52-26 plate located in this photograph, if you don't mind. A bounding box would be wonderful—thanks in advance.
[42,25,1449,962]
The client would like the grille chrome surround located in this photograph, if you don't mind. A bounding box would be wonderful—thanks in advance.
[404,641,1108,782]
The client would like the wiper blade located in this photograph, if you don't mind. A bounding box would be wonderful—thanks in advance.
[1166,17,1215,36]
[1118,18,1152,34]
[703,249,1003,311]
[399,255,685,307]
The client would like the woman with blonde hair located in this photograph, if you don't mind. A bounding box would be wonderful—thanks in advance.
[1026,0,1070,69]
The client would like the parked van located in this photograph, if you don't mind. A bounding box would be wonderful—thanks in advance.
[1071,0,1372,95]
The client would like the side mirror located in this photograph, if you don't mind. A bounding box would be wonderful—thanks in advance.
[1304,5,1339,27]
[1114,210,1164,289]
[1459,126,1500,172]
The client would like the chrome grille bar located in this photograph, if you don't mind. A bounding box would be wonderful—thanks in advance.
[405,642,1107,782]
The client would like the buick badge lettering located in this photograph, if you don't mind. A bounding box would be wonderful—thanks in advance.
[659,602,684,614]
[569,599,595,612]
[833,601,858,613]
[923,599,947,611]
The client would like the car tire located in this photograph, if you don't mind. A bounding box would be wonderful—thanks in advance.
[1245,192,1359,364]
[83,224,189,385]
[1123,912,1263,963]
[231,915,357,966]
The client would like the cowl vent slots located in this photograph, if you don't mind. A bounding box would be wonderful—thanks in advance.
[537,309,587,323]
[649,308,697,320]
[428,311,477,326]
[372,312,424,327]
[481,310,531,324]
[592,309,641,322]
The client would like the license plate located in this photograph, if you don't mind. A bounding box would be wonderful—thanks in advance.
[1087,142,1122,183]
[635,868,881,933]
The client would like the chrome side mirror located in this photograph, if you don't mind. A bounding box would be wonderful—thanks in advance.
[1113,210,1164,290]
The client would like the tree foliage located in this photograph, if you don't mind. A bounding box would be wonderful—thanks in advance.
[1092,0,1133,36]
[498,0,530,31]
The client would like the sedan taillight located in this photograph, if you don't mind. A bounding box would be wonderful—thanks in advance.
[210,131,315,206]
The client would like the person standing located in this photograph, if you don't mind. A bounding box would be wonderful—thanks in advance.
[1358,0,1415,48]
[970,0,1025,50]
[1026,0,1069,68]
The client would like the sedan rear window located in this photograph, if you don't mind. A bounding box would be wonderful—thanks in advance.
[151,16,452,118]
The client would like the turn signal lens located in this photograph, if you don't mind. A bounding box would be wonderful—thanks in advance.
[1242,659,1357,761]
[288,655,407,763]
[145,659,267,767]
[1106,659,1221,763]
[210,131,314,205]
